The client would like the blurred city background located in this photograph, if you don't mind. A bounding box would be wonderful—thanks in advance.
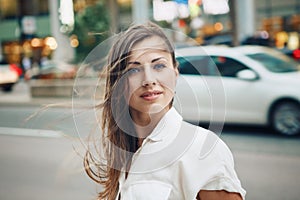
[0,0,299,74]
[0,0,300,200]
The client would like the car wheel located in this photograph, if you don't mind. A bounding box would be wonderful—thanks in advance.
[271,101,300,136]
[2,84,13,92]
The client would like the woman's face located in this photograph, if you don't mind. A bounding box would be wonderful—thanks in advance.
[124,36,178,115]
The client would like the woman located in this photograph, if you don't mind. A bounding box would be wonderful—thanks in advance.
[84,22,246,200]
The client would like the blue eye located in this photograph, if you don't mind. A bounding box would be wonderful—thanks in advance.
[153,63,166,70]
[126,67,140,75]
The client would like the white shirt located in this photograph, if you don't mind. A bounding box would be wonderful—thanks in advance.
[116,107,246,200]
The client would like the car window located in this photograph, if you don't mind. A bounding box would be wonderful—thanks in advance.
[177,56,216,76]
[246,53,299,73]
[211,56,248,77]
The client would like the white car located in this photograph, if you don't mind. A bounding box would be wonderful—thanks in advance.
[174,45,300,136]
[0,60,20,92]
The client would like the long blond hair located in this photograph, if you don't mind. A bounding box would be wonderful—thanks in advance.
[84,22,177,200]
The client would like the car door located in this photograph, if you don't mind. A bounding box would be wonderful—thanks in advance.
[175,54,266,125]
[175,55,226,124]
[210,55,266,124]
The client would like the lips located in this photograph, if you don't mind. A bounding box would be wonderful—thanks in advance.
[140,90,163,101]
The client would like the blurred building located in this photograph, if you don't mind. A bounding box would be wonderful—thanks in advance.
[0,0,132,67]
[0,0,70,71]
[150,0,300,48]
[0,0,299,68]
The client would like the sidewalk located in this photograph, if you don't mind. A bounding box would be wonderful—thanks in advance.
[0,79,100,107]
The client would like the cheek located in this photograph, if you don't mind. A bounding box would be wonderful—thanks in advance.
[124,78,140,103]
[157,70,177,92]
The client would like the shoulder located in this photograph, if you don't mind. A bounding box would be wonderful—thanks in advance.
[178,121,237,180]
[176,121,246,200]
[181,121,233,163]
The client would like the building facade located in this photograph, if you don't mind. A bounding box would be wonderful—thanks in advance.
[0,0,299,67]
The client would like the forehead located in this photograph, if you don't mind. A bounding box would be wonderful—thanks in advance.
[129,36,170,61]
[132,36,168,50]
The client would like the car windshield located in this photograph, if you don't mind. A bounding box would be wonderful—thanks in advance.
[247,53,300,73]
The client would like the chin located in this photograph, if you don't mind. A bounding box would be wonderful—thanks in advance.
[148,104,165,114]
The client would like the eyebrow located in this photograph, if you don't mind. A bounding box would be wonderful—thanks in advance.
[128,57,167,65]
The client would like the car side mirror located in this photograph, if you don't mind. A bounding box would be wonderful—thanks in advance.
[236,69,258,81]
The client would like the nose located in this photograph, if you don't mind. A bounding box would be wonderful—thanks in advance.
[142,66,156,87]
[142,80,156,87]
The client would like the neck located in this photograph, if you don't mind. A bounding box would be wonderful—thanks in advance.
[130,107,170,142]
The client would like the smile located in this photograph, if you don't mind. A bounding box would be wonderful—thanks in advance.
[140,91,163,101]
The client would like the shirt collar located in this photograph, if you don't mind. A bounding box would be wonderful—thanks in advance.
[146,107,183,142]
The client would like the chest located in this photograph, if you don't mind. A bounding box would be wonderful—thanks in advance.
[117,122,209,200]
[118,164,184,200]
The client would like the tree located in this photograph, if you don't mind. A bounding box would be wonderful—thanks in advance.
[71,1,110,63]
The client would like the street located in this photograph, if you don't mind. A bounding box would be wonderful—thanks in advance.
[0,134,99,200]
[1,82,300,200]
